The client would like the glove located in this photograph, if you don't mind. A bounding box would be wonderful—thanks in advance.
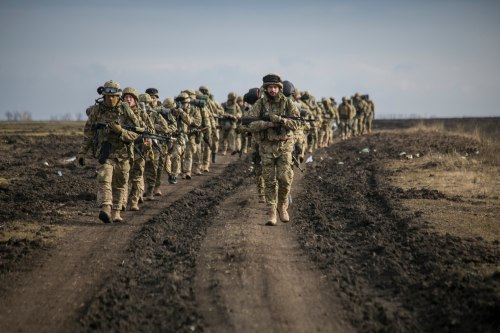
[135,127,146,133]
[77,154,85,166]
[270,115,282,123]
[109,122,123,134]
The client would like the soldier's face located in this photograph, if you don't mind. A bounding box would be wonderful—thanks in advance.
[151,95,158,105]
[266,85,279,97]
[123,94,136,107]
[104,95,120,107]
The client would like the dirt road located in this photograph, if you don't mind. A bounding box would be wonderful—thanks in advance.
[0,120,499,333]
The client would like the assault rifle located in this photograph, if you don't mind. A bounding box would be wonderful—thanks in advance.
[187,126,210,145]
[240,115,316,126]
[93,121,175,143]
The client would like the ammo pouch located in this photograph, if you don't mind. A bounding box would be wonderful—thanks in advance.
[98,141,112,164]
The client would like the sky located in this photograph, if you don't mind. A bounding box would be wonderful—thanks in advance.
[1,0,500,120]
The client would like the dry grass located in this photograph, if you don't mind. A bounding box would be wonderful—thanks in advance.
[387,150,500,242]
[0,121,84,136]
[0,221,67,245]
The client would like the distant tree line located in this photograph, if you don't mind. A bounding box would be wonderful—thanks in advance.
[3,111,85,121]
[4,110,32,121]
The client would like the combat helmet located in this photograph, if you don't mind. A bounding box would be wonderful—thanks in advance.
[262,73,283,89]
[122,87,139,100]
[227,92,237,101]
[146,87,159,98]
[199,85,210,95]
[138,93,152,103]
[101,80,122,96]
[175,92,190,104]
[282,80,295,97]
[163,98,175,108]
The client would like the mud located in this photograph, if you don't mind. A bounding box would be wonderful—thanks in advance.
[291,131,499,333]
[1,121,499,333]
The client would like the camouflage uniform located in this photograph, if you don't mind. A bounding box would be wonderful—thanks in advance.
[248,74,301,225]
[199,86,223,164]
[338,97,355,140]
[142,93,176,200]
[78,80,140,223]
[352,93,369,136]
[363,95,375,134]
[220,92,242,155]
[171,93,202,179]
[160,98,179,182]
[124,89,154,210]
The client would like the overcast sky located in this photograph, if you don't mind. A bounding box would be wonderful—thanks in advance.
[1,0,500,120]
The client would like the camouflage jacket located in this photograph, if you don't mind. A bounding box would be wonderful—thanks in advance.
[79,102,140,161]
[248,92,300,148]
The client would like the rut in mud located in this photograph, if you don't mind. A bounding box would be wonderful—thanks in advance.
[78,161,251,332]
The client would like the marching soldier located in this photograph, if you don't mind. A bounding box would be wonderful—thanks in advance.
[220,92,242,156]
[247,73,301,226]
[78,80,141,223]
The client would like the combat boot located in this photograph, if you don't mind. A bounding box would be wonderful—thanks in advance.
[278,203,290,223]
[211,152,216,163]
[129,198,140,211]
[145,187,155,201]
[111,209,123,222]
[98,204,112,224]
[258,194,266,203]
[154,187,162,196]
[265,205,277,226]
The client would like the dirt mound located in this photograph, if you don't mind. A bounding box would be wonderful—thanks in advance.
[291,131,499,332]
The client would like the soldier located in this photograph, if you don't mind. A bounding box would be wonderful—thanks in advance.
[161,98,179,182]
[352,92,369,136]
[319,97,335,148]
[175,92,202,179]
[220,92,242,155]
[122,88,153,211]
[199,85,222,164]
[247,73,301,226]
[243,87,265,202]
[338,96,354,140]
[142,93,176,200]
[236,95,251,155]
[363,94,375,134]
[78,80,141,223]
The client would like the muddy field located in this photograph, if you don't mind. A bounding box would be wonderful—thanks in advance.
[0,119,499,332]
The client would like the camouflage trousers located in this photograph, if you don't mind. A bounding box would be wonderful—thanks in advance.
[353,115,365,136]
[170,139,186,178]
[221,127,236,154]
[240,132,251,154]
[252,142,264,197]
[128,156,145,205]
[97,157,130,210]
[260,142,294,207]
[339,118,351,140]
[364,112,373,134]
[182,136,198,176]
[194,138,211,172]
[211,128,220,156]
[306,127,318,153]
[144,156,159,193]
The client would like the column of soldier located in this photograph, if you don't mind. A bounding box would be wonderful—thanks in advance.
[77,78,374,225]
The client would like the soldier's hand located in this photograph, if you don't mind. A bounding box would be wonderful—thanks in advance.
[270,115,282,123]
[109,122,123,134]
[135,126,146,133]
